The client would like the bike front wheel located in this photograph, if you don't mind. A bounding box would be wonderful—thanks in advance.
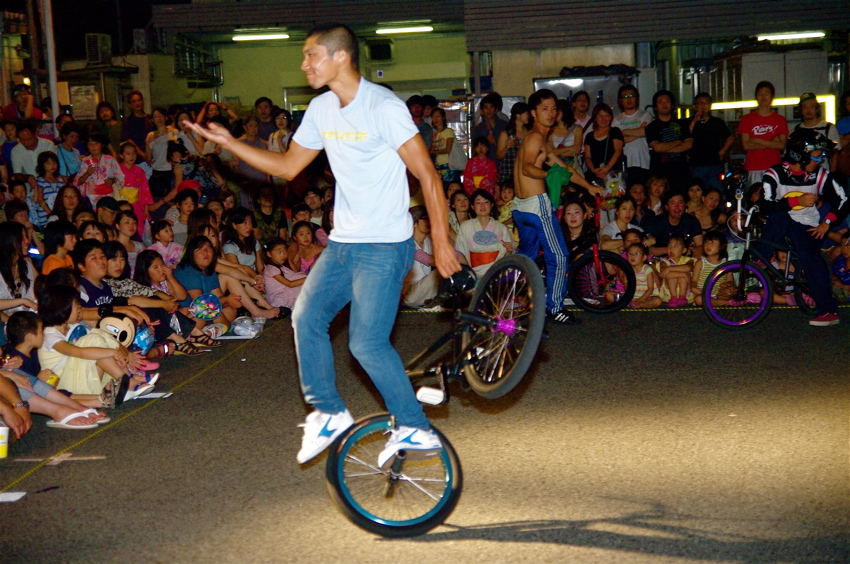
[325,414,462,537]
[567,250,636,314]
[462,254,546,399]
[703,260,773,329]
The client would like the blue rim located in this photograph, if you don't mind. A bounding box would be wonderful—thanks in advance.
[337,419,455,527]
[706,262,769,326]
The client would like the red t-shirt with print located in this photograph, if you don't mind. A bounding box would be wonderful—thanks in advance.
[737,111,789,172]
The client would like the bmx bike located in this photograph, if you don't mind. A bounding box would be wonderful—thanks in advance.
[324,254,546,537]
[702,189,817,329]
[566,195,636,313]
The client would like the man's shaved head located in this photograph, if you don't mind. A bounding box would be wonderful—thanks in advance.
[307,23,359,70]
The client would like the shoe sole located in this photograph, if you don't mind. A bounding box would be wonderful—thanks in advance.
[809,320,839,326]
[297,421,353,464]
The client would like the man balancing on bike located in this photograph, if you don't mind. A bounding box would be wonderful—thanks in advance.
[185,23,461,468]
[758,128,848,326]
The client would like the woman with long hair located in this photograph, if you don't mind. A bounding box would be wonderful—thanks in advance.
[496,102,530,188]
[49,184,89,224]
[429,107,459,189]
[0,222,38,314]
[583,103,624,185]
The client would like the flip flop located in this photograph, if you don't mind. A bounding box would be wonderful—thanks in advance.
[46,411,99,430]
[81,408,111,425]
[124,383,155,401]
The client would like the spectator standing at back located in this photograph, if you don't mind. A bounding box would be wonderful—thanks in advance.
[737,81,788,187]
[571,90,592,131]
[121,90,154,155]
[406,96,432,150]
[646,90,693,195]
[254,97,277,141]
[473,92,507,162]
[794,92,841,171]
[2,84,43,121]
[688,92,733,192]
[612,84,652,183]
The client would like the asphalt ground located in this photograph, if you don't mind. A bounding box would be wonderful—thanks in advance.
[2,305,848,563]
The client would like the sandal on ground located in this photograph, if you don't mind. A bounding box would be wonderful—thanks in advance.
[81,408,111,425]
[170,340,210,356]
[101,383,116,409]
[188,333,222,348]
[46,411,99,430]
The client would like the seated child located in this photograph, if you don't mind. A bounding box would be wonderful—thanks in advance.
[147,219,184,267]
[262,237,306,316]
[692,230,728,307]
[287,221,323,274]
[37,285,153,404]
[626,243,662,309]
[41,220,78,275]
[771,248,813,306]
[2,311,108,427]
[656,234,694,307]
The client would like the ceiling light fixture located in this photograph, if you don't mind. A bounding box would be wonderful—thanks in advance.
[232,33,289,42]
[375,26,433,35]
[757,31,825,41]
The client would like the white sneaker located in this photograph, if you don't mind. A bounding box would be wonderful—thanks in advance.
[296,409,354,464]
[377,426,442,470]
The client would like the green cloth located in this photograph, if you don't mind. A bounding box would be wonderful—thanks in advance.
[545,163,572,209]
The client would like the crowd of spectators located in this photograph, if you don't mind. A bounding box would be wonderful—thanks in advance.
[0,78,848,445]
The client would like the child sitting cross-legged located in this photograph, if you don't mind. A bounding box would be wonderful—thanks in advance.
[656,234,694,307]
[627,242,663,309]
[1,311,108,427]
[692,230,728,307]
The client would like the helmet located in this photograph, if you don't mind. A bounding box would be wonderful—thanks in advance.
[785,128,835,166]
[98,313,136,348]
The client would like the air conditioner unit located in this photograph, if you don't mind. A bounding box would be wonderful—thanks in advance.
[85,33,112,66]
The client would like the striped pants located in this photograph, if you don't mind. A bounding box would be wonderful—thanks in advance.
[512,193,570,314]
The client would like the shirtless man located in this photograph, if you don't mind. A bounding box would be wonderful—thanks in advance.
[513,89,580,324]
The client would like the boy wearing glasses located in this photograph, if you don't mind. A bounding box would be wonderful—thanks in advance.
[613,85,651,181]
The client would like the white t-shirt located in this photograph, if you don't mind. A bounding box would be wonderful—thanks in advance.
[612,110,652,169]
[600,221,643,240]
[11,138,56,176]
[796,120,841,170]
[293,77,419,243]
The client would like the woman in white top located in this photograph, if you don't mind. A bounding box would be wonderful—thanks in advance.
[0,223,38,315]
[600,195,655,252]
[429,107,459,189]
[454,189,513,278]
[551,99,584,173]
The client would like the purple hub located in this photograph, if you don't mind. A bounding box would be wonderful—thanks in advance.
[492,317,518,337]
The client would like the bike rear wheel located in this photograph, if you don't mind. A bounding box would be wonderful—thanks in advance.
[567,250,636,314]
[325,414,462,537]
[462,254,546,399]
[703,260,773,329]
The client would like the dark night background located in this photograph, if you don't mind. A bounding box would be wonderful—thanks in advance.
[6,0,189,61]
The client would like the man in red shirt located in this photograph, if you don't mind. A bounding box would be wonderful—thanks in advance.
[1,84,43,121]
[737,81,789,188]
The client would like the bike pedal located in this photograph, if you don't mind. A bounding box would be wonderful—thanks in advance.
[416,386,446,406]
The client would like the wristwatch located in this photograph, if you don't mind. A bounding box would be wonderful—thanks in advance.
[824,218,832,225]
[13,401,29,410]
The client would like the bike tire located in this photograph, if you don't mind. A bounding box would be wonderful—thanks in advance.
[461,254,546,399]
[325,414,462,537]
[791,263,818,318]
[703,260,773,329]
[567,250,636,314]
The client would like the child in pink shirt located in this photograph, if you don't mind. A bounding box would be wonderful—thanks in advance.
[117,141,154,233]
[462,136,498,196]
[147,219,184,267]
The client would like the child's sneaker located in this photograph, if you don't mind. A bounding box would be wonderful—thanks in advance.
[296,409,354,464]
[377,426,442,470]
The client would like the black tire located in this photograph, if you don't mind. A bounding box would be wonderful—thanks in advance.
[461,254,546,399]
[567,250,636,314]
[790,259,818,318]
[325,414,462,537]
[702,260,773,329]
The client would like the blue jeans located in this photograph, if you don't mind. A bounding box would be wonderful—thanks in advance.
[291,238,430,429]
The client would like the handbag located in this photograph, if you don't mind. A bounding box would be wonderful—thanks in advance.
[448,140,468,171]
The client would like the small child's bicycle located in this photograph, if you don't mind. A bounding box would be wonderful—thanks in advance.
[324,254,546,537]
[702,189,817,329]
